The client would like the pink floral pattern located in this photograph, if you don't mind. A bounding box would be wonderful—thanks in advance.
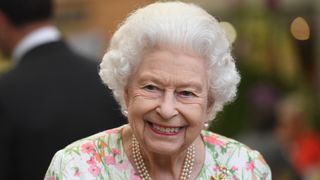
[44,125,271,179]
[81,142,95,154]
[203,135,226,147]
[246,161,255,172]
[104,155,116,165]
[73,167,80,176]
[88,165,100,177]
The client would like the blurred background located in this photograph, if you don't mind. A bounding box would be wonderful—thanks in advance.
[0,0,319,179]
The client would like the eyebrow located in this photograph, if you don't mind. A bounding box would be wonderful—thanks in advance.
[137,73,204,92]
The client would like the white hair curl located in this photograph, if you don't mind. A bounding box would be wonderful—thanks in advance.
[99,1,240,121]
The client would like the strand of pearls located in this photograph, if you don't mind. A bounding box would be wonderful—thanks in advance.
[132,135,195,180]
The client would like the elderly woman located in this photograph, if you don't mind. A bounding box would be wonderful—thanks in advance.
[45,1,271,179]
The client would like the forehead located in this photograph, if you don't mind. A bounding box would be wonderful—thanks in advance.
[142,47,206,67]
[134,48,208,86]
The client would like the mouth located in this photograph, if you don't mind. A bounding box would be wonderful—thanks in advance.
[146,121,184,136]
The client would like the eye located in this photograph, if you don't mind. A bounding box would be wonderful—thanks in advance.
[143,84,158,91]
[178,90,196,97]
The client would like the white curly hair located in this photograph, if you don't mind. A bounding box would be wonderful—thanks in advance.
[99,1,240,121]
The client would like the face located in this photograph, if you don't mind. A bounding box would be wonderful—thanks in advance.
[125,48,210,155]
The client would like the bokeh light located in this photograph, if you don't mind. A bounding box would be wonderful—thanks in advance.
[290,17,310,41]
[219,21,237,44]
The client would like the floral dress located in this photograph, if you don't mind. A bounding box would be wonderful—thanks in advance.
[45,125,271,180]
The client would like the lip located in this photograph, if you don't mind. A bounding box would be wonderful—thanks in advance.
[146,121,184,136]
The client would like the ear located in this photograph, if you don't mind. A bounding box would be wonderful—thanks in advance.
[207,95,214,113]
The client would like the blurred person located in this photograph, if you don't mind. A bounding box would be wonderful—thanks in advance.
[45,1,271,179]
[238,83,301,179]
[275,93,320,179]
[0,0,125,179]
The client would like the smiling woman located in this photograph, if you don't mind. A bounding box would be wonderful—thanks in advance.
[125,48,209,158]
[45,1,271,179]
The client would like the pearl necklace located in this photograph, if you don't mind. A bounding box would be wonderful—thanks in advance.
[132,135,195,180]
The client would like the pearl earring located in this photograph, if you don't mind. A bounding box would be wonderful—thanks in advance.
[204,122,209,129]
[123,109,128,116]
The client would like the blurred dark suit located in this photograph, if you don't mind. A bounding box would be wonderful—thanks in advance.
[0,39,126,179]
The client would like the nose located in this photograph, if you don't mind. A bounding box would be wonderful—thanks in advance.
[156,91,178,119]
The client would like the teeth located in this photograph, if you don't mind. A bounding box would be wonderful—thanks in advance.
[153,124,180,133]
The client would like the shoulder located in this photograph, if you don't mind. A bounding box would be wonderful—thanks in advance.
[58,126,121,151]
[59,126,124,158]
[202,130,253,156]
[45,126,132,180]
[199,130,272,179]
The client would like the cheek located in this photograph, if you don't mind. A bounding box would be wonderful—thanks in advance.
[127,95,158,129]
[127,105,145,141]
[181,105,207,145]
[128,94,157,115]
[181,103,208,124]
